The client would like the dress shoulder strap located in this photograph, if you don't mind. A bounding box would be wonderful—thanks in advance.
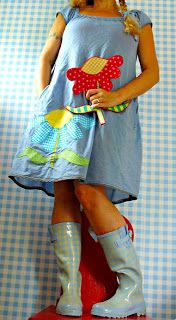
[56,6,77,24]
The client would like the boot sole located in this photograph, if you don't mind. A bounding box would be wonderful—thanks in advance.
[91,302,146,318]
[57,304,82,316]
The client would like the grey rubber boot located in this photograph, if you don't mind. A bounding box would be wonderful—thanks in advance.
[91,225,146,318]
[48,222,82,316]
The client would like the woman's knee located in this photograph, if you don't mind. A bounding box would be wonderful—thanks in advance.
[74,181,106,210]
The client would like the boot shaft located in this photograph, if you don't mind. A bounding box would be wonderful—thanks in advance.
[91,225,146,318]
[48,222,82,297]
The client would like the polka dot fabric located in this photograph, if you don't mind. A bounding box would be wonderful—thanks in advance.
[66,55,123,94]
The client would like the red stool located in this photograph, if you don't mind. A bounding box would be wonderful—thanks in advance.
[29,214,151,320]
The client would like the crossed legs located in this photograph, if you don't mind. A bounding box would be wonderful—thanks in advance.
[50,180,145,318]
[52,179,126,233]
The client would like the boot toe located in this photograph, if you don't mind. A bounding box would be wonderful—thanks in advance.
[91,301,146,318]
[56,303,83,316]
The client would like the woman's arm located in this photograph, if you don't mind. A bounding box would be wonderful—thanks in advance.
[34,13,66,96]
[86,24,160,108]
[116,24,160,102]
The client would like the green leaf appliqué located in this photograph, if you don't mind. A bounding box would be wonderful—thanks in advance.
[17,147,89,167]
[17,147,49,164]
[56,149,89,166]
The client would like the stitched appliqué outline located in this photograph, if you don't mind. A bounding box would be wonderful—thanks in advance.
[17,109,95,168]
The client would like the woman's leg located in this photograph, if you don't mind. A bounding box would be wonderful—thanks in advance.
[73,180,146,318]
[49,180,82,316]
[73,180,126,235]
[52,180,82,224]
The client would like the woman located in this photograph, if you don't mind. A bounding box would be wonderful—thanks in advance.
[9,0,159,317]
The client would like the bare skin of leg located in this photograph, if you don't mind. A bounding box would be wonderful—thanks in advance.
[52,179,126,234]
[51,180,82,225]
[74,180,126,235]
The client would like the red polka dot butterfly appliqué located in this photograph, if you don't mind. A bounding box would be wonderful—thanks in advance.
[66,55,123,95]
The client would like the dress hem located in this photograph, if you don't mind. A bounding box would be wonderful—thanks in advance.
[8,174,138,205]
[8,172,87,182]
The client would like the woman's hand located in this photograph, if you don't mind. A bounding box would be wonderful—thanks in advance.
[85,88,123,108]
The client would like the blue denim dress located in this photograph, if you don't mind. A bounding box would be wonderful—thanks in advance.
[8,6,152,204]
